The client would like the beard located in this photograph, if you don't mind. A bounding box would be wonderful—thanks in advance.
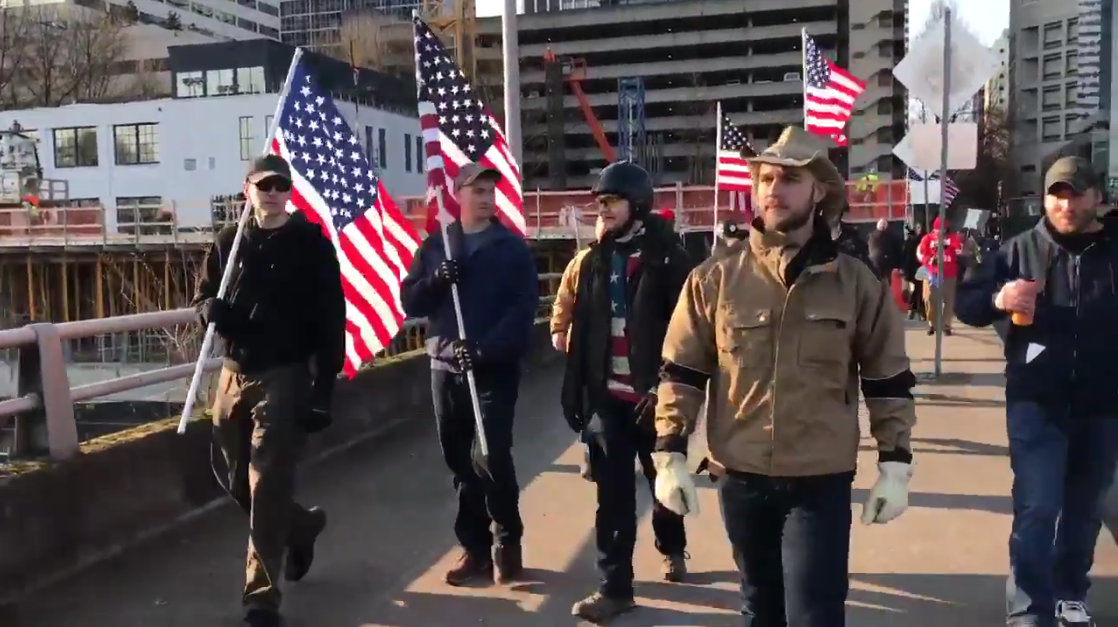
[761,204,815,234]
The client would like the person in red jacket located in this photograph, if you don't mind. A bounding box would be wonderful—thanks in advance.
[917,216,964,335]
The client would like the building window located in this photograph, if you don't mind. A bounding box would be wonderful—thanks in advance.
[415,135,424,173]
[1066,51,1078,74]
[176,71,205,98]
[207,69,236,96]
[265,115,274,135]
[877,73,892,87]
[1041,116,1062,142]
[115,196,168,235]
[113,123,159,165]
[1042,85,1062,111]
[1067,18,1079,43]
[52,127,99,168]
[1043,22,1063,49]
[1042,53,1063,80]
[236,67,266,94]
[404,133,412,173]
[877,99,893,114]
[378,128,387,169]
[239,116,255,160]
[1066,82,1078,108]
[257,1,278,16]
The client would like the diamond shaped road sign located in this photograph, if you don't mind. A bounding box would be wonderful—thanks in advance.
[893,13,999,115]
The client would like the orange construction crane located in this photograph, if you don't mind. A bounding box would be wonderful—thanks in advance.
[543,49,616,162]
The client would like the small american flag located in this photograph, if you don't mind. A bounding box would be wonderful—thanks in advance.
[717,112,753,191]
[909,168,961,207]
[802,32,865,146]
[413,15,525,235]
[271,51,421,376]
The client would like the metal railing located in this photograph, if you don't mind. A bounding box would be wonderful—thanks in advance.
[0,277,561,463]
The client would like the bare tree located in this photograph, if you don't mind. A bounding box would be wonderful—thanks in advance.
[1,6,129,108]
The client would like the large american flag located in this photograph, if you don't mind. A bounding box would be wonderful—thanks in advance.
[271,51,421,376]
[413,15,525,234]
[909,167,961,207]
[802,32,866,146]
[717,112,753,191]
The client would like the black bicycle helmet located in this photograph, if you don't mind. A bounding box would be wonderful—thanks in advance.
[592,161,655,218]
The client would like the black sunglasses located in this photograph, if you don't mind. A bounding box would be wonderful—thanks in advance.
[253,176,292,192]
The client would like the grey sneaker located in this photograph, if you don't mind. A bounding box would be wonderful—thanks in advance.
[571,592,636,622]
[1056,600,1093,626]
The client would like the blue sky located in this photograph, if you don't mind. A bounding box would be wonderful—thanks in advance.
[476,0,1011,46]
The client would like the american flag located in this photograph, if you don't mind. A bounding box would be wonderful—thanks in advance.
[717,112,753,191]
[413,15,525,234]
[909,168,961,206]
[270,51,421,376]
[802,32,866,146]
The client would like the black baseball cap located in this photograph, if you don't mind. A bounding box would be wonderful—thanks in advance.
[246,154,292,182]
[1045,156,1100,195]
[453,163,501,191]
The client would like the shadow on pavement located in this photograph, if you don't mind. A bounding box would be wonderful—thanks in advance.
[917,372,1006,387]
[851,488,1011,515]
[915,392,1005,408]
[859,437,1009,458]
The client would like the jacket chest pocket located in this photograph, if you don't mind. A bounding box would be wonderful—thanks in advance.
[716,308,773,369]
[799,309,853,373]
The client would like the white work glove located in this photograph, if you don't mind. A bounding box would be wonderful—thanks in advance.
[651,451,700,517]
[860,461,913,524]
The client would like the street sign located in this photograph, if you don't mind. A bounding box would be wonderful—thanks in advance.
[893,15,999,116]
[893,122,979,171]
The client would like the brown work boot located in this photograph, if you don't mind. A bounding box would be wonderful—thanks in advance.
[444,550,493,586]
[661,552,688,583]
[494,544,523,583]
[284,507,327,582]
[571,592,636,622]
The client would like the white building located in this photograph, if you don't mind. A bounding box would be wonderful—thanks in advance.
[0,0,280,41]
[985,29,1010,111]
[0,95,426,236]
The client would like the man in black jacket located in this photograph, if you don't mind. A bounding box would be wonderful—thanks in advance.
[955,156,1118,627]
[193,155,346,627]
[868,218,903,282]
[902,223,926,320]
[400,163,539,587]
[561,161,695,622]
[830,202,873,270]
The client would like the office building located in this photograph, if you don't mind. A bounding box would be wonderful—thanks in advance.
[0,0,280,40]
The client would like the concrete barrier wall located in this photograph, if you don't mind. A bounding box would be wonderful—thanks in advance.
[0,321,560,601]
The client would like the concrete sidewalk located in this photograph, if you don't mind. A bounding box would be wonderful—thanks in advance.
[5,324,1118,626]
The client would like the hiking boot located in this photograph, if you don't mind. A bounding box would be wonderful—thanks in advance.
[661,552,688,582]
[1057,600,1093,626]
[571,592,636,622]
[906,310,916,320]
[244,608,284,627]
[284,507,327,582]
[444,550,493,586]
[926,327,935,335]
[944,328,953,336]
[494,544,523,583]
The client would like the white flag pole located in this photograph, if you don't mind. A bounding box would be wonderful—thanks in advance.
[177,48,306,434]
[712,101,722,253]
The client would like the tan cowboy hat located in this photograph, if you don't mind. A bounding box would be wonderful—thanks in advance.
[747,126,846,222]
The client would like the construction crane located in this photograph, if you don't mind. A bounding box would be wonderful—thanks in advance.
[617,76,646,166]
[543,49,616,163]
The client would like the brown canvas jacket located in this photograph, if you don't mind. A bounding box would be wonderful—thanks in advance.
[654,221,917,477]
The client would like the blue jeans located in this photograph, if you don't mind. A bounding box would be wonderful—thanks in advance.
[718,471,853,627]
[1006,402,1118,626]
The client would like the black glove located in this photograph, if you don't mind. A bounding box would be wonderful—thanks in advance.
[205,298,247,336]
[634,390,658,428]
[564,408,587,434]
[451,339,480,372]
[434,260,461,286]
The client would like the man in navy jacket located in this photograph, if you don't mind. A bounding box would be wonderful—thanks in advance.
[401,164,539,588]
[955,157,1118,627]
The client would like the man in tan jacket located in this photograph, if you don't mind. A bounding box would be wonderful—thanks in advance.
[650,127,918,626]
[551,215,607,352]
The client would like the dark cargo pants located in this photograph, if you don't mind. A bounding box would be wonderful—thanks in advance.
[211,364,322,612]
[589,397,687,599]
[432,365,524,557]
[719,470,853,627]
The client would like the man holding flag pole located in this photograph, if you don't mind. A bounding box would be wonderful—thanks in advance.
[403,13,537,587]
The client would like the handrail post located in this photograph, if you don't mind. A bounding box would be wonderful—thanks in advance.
[14,323,79,460]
